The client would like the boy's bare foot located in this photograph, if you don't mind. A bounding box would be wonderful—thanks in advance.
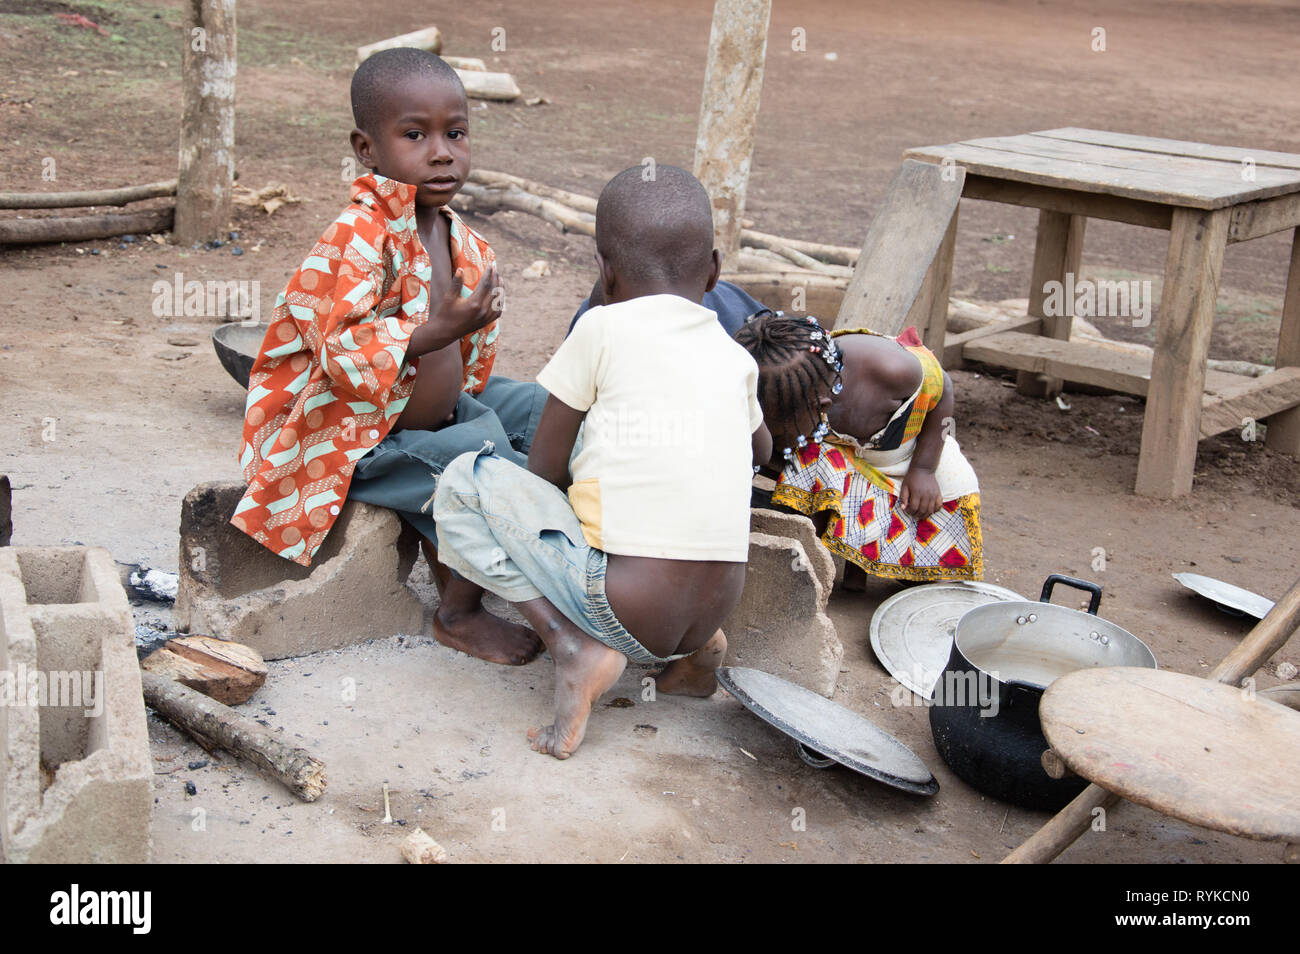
[654,628,726,697]
[432,605,543,665]
[518,599,627,760]
[840,562,868,592]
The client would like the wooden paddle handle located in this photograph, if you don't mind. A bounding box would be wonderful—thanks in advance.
[1004,574,1300,865]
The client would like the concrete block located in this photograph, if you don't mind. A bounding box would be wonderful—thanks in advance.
[0,546,152,863]
[722,531,843,698]
[749,508,835,596]
[174,482,423,660]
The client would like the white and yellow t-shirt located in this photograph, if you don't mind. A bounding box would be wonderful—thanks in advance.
[536,293,763,562]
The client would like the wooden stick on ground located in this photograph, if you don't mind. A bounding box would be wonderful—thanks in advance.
[741,228,859,267]
[452,182,595,236]
[468,170,598,214]
[0,207,174,245]
[1003,573,1300,864]
[0,179,178,210]
[463,169,861,267]
[141,670,326,802]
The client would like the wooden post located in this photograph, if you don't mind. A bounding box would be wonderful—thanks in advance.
[175,0,237,246]
[693,0,771,270]
[1135,207,1230,498]
[1017,210,1086,397]
[1264,227,1300,454]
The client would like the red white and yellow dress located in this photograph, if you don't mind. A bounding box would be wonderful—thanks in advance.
[771,327,983,581]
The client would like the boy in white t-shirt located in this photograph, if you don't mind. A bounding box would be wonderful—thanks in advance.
[431,165,772,759]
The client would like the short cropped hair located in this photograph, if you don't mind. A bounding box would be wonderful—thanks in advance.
[350,47,464,132]
[595,165,715,284]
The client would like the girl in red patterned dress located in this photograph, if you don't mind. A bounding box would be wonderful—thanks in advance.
[735,311,983,585]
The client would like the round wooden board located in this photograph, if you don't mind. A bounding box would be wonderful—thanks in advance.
[1040,667,1300,842]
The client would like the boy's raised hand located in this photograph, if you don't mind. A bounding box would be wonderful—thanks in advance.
[438,264,502,338]
[410,265,502,357]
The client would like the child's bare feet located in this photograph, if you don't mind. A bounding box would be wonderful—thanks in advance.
[517,598,627,759]
[433,606,544,666]
[433,573,543,666]
[654,628,726,697]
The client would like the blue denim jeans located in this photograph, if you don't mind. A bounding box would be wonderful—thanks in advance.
[431,444,685,664]
[348,376,547,544]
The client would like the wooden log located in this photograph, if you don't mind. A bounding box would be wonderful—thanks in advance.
[0,207,174,245]
[693,0,772,269]
[0,179,177,210]
[462,169,859,270]
[401,827,449,864]
[1004,573,1300,864]
[141,670,326,802]
[356,26,442,65]
[175,0,236,246]
[468,170,597,214]
[458,70,520,102]
[452,182,594,235]
[441,55,486,72]
[753,239,849,276]
[741,229,858,266]
[141,635,267,706]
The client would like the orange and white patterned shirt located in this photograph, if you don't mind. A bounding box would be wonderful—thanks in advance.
[233,173,498,566]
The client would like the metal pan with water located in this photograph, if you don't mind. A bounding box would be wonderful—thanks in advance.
[929,574,1157,811]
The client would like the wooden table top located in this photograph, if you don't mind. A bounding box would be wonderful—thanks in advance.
[905,128,1300,211]
[1040,667,1300,842]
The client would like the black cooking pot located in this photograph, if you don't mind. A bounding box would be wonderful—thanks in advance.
[928,574,1157,811]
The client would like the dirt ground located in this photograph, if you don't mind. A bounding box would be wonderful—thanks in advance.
[1,0,1298,864]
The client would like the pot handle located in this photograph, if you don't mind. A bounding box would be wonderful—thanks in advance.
[1040,574,1102,615]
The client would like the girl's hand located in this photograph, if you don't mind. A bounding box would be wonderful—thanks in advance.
[898,465,942,518]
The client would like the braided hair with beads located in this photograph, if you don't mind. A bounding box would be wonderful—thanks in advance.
[733,310,844,463]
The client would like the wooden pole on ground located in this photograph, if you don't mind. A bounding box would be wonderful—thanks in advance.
[141,671,326,802]
[693,0,771,270]
[175,0,237,246]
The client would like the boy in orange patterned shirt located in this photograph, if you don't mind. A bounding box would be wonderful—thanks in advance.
[236,49,545,665]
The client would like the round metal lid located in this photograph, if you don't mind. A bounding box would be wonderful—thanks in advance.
[869,581,1025,699]
[1172,573,1275,620]
[716,667,938,796]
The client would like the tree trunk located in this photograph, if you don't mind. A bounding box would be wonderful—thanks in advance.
[175,0,237,246]
[693,0,772,270]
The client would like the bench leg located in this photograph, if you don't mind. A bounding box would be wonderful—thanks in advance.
[907,207,959,357]
[1264,228,1300,455]
[1135,207,1230,498]
[1017,210,1086,397]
